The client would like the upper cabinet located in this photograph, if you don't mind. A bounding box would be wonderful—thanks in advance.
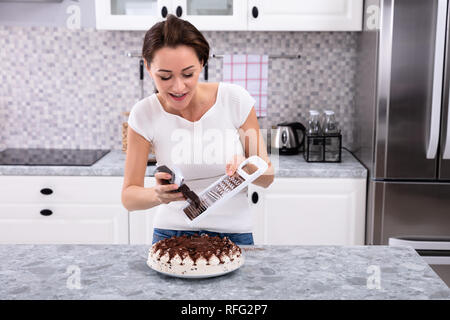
[95,0,247,31]
[96,0,169,30]
[95,0,363,31]
[173,0,247,31]
[248,0,363,31]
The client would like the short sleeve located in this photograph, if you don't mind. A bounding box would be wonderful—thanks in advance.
[127,99,154,143]
[227,84,256,128]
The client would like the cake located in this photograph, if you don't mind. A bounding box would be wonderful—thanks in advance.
[147,234,244,276]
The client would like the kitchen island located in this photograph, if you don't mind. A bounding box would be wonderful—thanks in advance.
[0,244,448,300]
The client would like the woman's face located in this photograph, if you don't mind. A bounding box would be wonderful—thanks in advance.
[148,45,203,112]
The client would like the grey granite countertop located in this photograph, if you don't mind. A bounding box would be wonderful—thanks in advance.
[0,149,366,178]
[0,245,448,300]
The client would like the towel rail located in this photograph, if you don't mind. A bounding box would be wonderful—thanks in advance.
[211,54,301,59]
[125,51,301,81]
[126,52,301,59]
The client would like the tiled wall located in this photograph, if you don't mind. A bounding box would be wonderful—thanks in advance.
[0,26,357,150]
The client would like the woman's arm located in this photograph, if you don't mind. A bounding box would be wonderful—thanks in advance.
[237,107,275,188]
[121,126,161,211]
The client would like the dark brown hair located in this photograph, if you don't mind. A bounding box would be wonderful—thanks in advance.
[142,14,210,67]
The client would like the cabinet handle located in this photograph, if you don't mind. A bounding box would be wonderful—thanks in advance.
[40,188,53,195]
[252,6,258,18]
[40,209,53,216]
[176,6,183,17]
[251,192,259,204]
[161,6,168,18]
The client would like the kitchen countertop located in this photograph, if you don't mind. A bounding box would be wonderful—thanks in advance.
[0,244,448,300]
[0,149,366,178]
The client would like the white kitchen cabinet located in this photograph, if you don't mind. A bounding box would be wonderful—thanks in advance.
[173,0,247,30]
[95,0,171,30]
[0,176,128,244]
[248,177,366,245]
[95,0,246,31]
[95,0,362,31]
[128,177,158,244]
[129,176,366,245]
[247,0,363,31]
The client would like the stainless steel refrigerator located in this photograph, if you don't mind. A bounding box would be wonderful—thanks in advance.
[354,0,450,286]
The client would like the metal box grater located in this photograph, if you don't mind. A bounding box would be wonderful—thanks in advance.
[182,156,269,225]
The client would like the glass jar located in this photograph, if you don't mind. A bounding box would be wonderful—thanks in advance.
[306,110,322,161]
[323,111,340,161]
[307,110,321,135]
[323,110,339,135]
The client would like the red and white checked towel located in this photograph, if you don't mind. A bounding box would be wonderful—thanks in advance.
[222,54,268,117]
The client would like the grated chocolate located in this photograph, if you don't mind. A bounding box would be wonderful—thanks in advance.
[152,234,242,265]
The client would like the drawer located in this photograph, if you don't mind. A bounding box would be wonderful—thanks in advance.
[0,176,124,204]
[0,203,128,244]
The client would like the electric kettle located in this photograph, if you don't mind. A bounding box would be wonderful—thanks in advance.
[271,122,306,155]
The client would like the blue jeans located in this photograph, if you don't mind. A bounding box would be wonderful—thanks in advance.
[152,228,254,245]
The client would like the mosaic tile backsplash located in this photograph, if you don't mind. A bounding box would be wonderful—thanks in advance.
[0,26,357,150]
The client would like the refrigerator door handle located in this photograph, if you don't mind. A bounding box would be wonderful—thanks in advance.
[427,0,447,159]
[443,95,450,159]
[389,237,450,250]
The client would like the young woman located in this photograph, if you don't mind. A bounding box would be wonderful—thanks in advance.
[121,15,274,245]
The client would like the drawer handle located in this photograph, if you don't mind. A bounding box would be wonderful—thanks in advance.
[252,6,259,19]
[161,6,168,18]
[176,6,182,17]
[251,192,259,204]
[40,209,53,216]
[40,188,53,195]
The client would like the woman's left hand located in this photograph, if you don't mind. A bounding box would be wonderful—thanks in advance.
[225,155,247,176]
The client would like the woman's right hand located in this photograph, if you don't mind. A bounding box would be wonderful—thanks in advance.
[154,172,186,204]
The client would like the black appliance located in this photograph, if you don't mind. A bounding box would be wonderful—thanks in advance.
[0,148,110,166]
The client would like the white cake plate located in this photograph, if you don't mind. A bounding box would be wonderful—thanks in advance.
[146,260,243,279]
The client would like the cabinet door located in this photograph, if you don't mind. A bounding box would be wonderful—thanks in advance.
[249,178,366,245]
[248,184,265,245]
[173,0,247,30]
[247,0,363,31]
[129,207,158,244]
[0,204,128,244]
[129,177,158,244]
[95,0,172,30]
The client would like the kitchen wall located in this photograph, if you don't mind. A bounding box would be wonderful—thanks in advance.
[0,14,357,150]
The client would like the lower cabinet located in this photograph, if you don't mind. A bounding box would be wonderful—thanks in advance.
[248,177,366,245]
[0,176,366,245]
[129,177,367,246]
[0,176,128,244]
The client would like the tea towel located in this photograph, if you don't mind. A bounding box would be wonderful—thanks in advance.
[222,54,268,117]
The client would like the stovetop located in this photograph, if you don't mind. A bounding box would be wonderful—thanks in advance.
[0,148,110,166]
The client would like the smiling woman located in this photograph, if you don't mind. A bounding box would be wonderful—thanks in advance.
[121,15,274,246]
[141,15,210,120]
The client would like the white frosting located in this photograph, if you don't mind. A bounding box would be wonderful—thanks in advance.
[147,243,244,276]
[208,255,220,266]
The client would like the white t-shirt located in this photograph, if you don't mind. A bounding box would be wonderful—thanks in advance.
[127,82,256,233]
